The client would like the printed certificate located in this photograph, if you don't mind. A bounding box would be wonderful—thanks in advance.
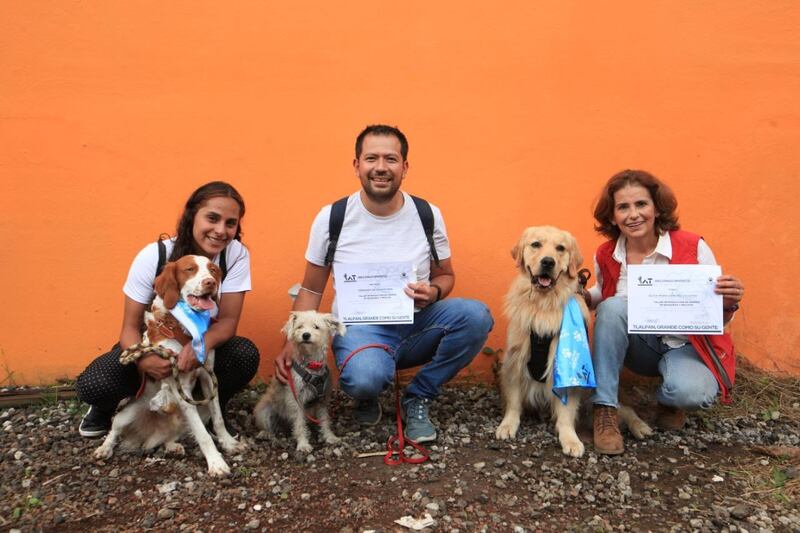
[627,264,723,335]
[334,261,415,324]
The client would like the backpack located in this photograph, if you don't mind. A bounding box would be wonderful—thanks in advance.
[324,195,440,268]
[155,239,228,281]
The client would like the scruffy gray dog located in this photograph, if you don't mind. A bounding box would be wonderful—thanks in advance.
[254,311,345,452]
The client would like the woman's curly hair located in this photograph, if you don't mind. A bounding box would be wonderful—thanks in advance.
[593,169,680,240]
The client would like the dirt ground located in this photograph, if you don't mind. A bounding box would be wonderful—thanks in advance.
[1,363,799,532]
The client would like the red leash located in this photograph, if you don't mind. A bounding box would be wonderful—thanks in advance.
[339,344,430,466]
[287,368,325,425]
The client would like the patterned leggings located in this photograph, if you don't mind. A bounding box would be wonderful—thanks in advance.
[76,336,260,412]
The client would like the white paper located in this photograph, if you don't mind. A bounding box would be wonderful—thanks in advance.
[627,264,723,335]
[334,261,415,324]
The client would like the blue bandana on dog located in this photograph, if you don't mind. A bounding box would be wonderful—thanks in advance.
[170,300,212,364]
[552,297,596,405]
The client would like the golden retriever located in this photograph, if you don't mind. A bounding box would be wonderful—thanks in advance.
[495,226,651,457]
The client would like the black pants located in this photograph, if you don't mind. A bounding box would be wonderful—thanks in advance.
[76,336,260,412]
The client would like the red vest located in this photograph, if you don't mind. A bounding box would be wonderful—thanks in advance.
[596,230,735,404]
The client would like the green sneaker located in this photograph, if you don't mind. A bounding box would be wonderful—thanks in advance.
[354,398,382,426]
[402,396,437,443]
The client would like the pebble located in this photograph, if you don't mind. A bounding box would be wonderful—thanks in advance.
[0,386,798,531]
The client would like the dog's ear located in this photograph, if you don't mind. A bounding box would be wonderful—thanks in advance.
[511,236,525,272]
[154,262,180,309]
[282,311,298,336]
[567,236,584,278]
[323,314,346,337]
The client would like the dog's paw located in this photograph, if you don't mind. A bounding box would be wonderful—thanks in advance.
[226,438,249,454]
[218,436,246,454]
[495,418,519,440]
[628,419,654,440]
[206,458,231,477]
[560,436,585,458]
[93,445,114,460]
[164,442,185,456]
[296,441,313,453]
[323,433,341,445]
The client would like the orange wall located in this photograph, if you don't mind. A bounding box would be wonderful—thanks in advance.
[2,1,798,385]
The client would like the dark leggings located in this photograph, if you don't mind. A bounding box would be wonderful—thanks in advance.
[76,336,260,412]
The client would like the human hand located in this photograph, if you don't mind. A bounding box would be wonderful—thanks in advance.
[136,353,173,380]
[274,344,293,384]
[715,274,744,310]
[404,282,437,309]
[176,343,201,373]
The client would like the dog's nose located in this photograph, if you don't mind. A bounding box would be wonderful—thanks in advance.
[202,278,217,290]
[540,257,555,269]
[302,332,311,341]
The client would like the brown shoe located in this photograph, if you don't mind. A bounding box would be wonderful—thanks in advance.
[593,405,624,455]
[655,403,686,431]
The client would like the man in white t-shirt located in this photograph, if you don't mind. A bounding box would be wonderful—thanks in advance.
[274,125,493,443]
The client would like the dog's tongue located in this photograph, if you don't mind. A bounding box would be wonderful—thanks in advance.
[186,295,215,311]
[537,276,552,287]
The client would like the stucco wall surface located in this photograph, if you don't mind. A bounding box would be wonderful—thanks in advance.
[1,1,798,384]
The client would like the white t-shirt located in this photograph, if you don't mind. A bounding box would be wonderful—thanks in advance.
[123,238,252,305]
[305,191,451,315]
[589,231,717,348]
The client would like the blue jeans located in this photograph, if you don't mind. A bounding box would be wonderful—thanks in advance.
[591,296,718,410]
[332,298,494,401]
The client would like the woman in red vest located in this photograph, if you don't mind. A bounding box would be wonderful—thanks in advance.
[585,169,744,455]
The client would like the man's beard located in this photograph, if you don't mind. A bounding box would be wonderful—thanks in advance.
[363,173,401,203]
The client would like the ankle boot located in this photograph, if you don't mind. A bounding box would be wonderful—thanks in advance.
[593,405,624,455]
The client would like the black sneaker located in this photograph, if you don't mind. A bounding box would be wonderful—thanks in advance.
[354,398,382,426]
[79,405,113,438]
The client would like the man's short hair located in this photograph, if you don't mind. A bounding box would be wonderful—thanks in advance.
[355,124,409,160]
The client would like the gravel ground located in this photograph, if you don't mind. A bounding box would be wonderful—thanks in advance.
[1,382,799,532]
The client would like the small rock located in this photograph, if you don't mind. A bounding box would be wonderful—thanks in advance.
[731,503,751,520]
[473,462,486,471]
[157,508,175,520]
[245,519,260,529]
[157,481,179,494]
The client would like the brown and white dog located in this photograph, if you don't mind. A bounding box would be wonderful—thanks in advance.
[495,226,652,457]
[253,311,345,453]
[93,255,245,476]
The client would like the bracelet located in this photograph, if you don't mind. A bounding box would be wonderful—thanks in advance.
[299,285,323,296]
[430,283,442,302]
[723,303,740,313]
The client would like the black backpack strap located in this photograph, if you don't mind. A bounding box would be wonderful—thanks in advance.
[324,196,349,266]
[219,248,228,282]
[156,239,167,277]
[410,195,440,267]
